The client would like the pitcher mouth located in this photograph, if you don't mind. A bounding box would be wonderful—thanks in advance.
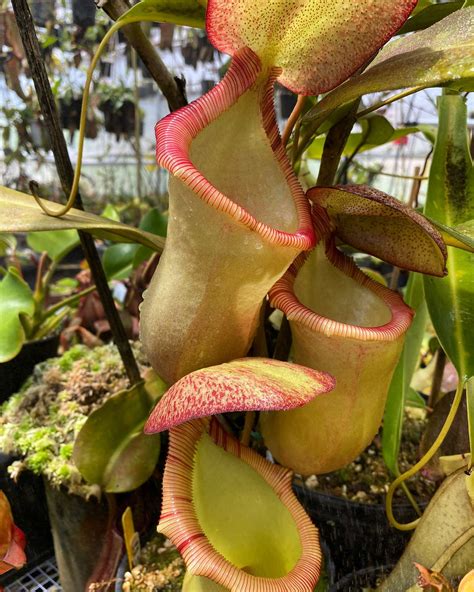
[269,238,414,342]
[155,46,315,251]
[158,418,322,591]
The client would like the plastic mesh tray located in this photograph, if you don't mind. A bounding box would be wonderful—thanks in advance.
[5,557,60,591]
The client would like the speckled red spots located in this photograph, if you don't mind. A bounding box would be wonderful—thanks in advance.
[310,184,447,277]
[144,358,335,433]
[207,0,417,95]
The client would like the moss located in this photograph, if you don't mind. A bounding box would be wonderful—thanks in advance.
[0,342,148,498]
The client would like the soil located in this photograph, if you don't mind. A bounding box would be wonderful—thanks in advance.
[296,410,437,506]
[121,534,185,592]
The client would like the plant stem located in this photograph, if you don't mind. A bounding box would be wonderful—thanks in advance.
[241,412,256,447]
[131,49,143,199]
[357,87,427,119]
[316,101,359,186]
[429,348,447,409]
[43,285,96,318]
[99,0,187,112]
[282,95,306,147]
[12,0,141,387]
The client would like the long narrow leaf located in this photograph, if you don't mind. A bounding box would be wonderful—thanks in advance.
[423,93,474,378]
[0,186,165,253]
[382,273,428,475]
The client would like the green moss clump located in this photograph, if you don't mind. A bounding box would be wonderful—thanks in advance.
[0,342,148,497]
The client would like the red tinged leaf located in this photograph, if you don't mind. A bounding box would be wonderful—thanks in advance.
[206,0,417,95]
[145,358,335,433]
[0,491,26,575]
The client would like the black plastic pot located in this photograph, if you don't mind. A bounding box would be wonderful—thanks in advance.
[72,0,96,29]
[44,480,110,592]
[0,333,60,404]
[331,565,393,591]
[0,454,53,587]
[59,97,82,131]
[30,0,55,26]
[293,485,420,581]
[100,100,140,140]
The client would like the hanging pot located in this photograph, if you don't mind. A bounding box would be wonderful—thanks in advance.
[29,0,55,27]
[72,0,96,29]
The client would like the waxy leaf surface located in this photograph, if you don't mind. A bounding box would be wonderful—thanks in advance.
[27,229,79,261]
[0,186,165,253]
[305,9,474,125]
[423,94,474,378]
[382,273,428,475]
[207,0,416,95]
[73,372,166,493]
[310,185,447,276]
[380,470,474,591]
[145,358,334,433]
[397,1,463,35]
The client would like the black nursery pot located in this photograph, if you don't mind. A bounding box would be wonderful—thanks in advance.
[293,485,419,581]
[59,98,82,131]
[332,565,393,592]
[0,333,60,404]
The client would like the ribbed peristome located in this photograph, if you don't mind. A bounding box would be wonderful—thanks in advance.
[261,213,414,475]
[140,47,315,385]
[159,418,322,592]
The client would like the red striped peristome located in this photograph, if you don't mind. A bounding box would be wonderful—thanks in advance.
[155,46,315,251]
[158,418,322,592]
[269,234,413,342]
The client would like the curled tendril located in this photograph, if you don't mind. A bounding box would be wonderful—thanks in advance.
[31,19,131,218]
[386,376,467,531]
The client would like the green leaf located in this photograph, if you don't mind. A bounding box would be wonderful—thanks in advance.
[102,243,137,280]
[0,186,165,253]
[397,1,463,35]
[0,234,16,256]
[405,387,427,410]
[382,273,428,475]
[304,9,474,128]
[427,217,474,254]
[140,208,168,238]
[73,372,167,493]
[0,268,35,363]
[120,0,206,28]
[423,93,474,378]
[101,204,121,222]
[102,208,168,278]
[467,377,474,460]
[307,116,423,160]
[27,229,79,261]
